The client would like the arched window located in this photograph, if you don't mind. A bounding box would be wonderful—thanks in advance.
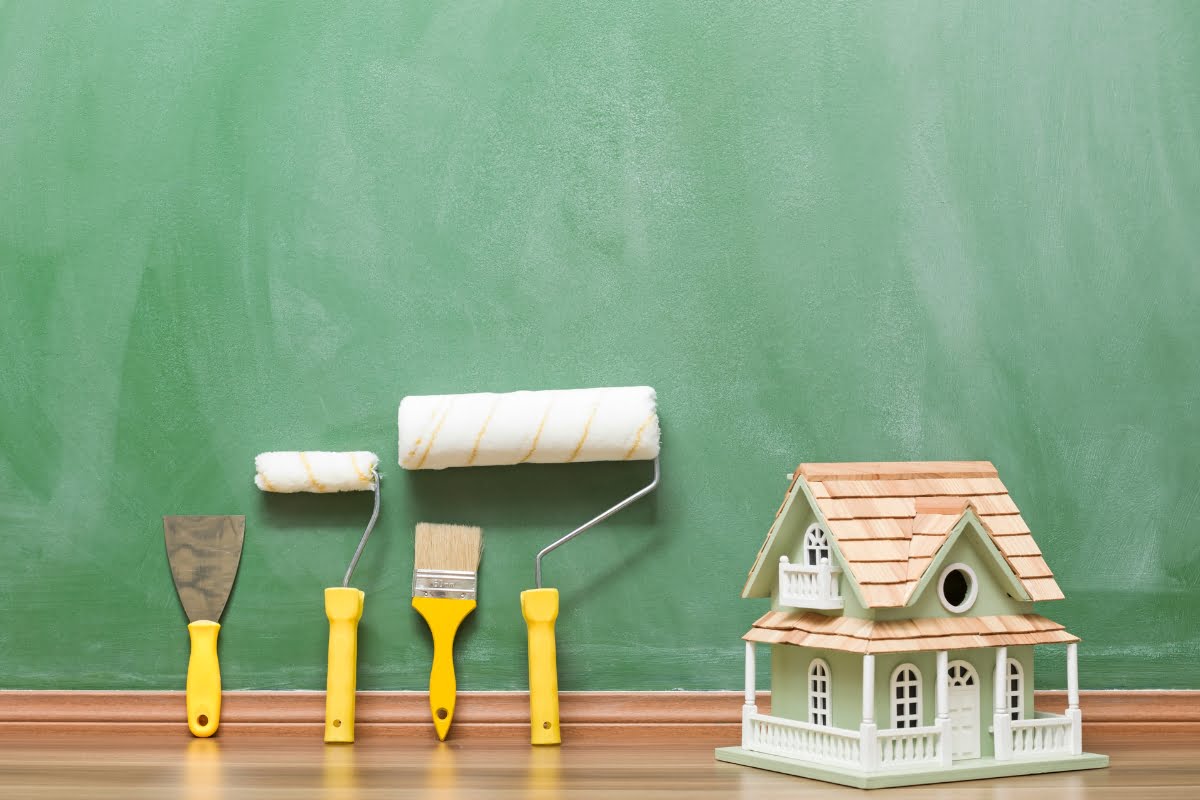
[947,661,977,687]
[808,658,831,726]
[890,664,922,729]
[804,524,831,567]
[1007,659,1024,721]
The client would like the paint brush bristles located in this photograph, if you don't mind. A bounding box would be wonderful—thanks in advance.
[413,523,483,600]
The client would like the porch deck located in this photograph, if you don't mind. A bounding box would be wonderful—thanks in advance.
[715,745,1109,789]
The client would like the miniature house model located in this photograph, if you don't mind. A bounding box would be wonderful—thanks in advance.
[715,461,1108,789]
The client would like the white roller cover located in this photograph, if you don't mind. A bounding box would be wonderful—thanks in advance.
[398,386,659,470]
[254,451,379,493]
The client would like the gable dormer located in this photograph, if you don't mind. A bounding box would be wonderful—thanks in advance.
[874,510,1039,620]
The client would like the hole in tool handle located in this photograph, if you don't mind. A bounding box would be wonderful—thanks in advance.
[197,714,208,727]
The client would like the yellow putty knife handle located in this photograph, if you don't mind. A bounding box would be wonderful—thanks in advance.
[412,596,477,740]
[324,587,364,743]
[521,587,560,745]
[186,620,222,737]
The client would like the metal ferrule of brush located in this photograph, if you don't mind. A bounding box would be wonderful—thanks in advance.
[412,568,478,601]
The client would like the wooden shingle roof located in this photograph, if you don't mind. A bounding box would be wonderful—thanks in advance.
[745,610,1078,654]
[750,461,1064,607]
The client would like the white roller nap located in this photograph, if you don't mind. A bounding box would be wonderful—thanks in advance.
[398,386,659,470]
[254,451,380,493]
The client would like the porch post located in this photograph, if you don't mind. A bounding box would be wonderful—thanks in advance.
[744,640,756,707]
[993,646,1011,760]
[1067,642,1082,755]
[936,650,952,767]
[742,641,757,749]
[859,653,878,771]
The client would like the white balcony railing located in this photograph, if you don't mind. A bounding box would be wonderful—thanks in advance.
[778,556,843,609]
[743,711,861,768]
[876,725,943,768]
[1009,713,1075,757]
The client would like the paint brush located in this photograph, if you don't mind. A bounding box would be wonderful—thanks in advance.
[412,522,483,740]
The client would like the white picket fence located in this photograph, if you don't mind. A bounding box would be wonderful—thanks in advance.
[743,712,861,767]
[744,710,1080,771]
[876,725,943,768]
[1009,714,1074,757]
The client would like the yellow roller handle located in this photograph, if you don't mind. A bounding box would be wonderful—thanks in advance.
[186,620,222,738]
[324,587,365,743]
[411,596,476,740]
[520,587,560,745]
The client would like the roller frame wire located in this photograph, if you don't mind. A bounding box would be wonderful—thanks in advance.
[534,456,660,588]
[342,471,381,588]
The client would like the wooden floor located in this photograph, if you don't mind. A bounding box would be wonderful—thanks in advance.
[0,729,1194,798]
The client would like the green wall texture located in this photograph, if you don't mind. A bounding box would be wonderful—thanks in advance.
[2,1,1199,690]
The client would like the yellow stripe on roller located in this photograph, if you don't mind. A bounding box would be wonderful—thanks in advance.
[518,400,555,464]
[257,471,279,492]
[414,399,455,469]
[403,401,445,467]
[623,411,658,460]
[298,452,328,493]
[348,453,370,488]
[566,399,601,463]
[466,398,500,466]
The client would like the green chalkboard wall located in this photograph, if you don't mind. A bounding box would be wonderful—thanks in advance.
[2,2,1199,692]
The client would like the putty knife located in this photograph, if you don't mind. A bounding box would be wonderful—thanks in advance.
[164,515,245,737]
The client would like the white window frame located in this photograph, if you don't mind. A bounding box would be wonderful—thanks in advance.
[808,658,831,726]
[1007,658,1024,721]
[803,524,831,567]
[937,562,979,614]
[947,660,977,687]
[890,663,923,729]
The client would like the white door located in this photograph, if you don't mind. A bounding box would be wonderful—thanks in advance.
[947,661,980,760]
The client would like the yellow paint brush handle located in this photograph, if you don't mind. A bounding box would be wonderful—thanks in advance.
[324,587,364,743]
[186,620,221,737]
[520,588,560,745]
[412,596,477,740]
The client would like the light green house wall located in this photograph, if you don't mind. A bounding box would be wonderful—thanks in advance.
[771,645,864,730]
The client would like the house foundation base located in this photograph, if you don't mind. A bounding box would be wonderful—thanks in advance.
[714,746,1109,789]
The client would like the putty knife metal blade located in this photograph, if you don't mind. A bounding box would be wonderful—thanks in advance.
[164,515,245,623]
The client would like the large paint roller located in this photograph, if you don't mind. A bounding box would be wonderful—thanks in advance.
[397,386,660,744]
[254,450,381,743]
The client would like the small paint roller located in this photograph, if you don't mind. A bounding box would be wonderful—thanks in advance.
[254,450,381,743]
[398,386,660,745]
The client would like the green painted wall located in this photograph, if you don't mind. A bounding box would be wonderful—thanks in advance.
[2,1,1199,690]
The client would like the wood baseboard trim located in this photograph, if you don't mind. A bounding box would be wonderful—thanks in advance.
[1,690,1196,737]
